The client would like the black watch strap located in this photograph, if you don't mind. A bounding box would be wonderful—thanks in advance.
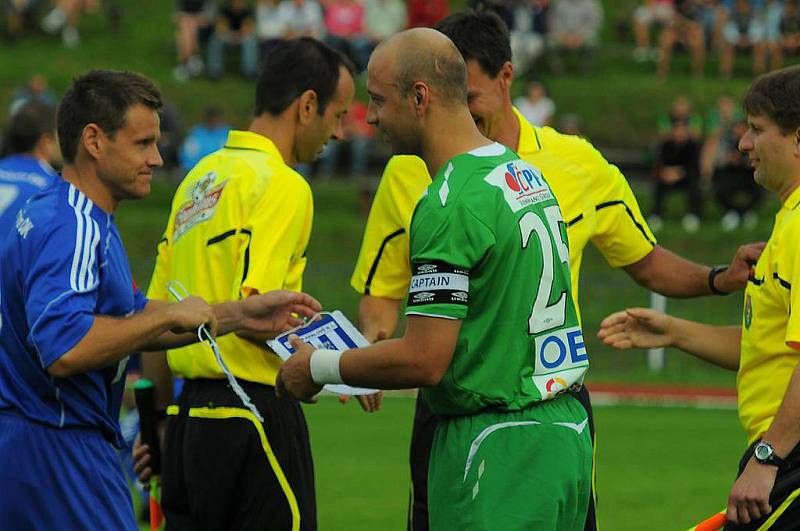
[708,265,730,296]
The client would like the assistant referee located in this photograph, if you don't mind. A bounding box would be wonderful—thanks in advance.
[143,38,354,531]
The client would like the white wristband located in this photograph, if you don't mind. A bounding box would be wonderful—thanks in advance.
[309,349,344,385]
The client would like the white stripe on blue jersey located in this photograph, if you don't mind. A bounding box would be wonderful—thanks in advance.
[68,185,99,293]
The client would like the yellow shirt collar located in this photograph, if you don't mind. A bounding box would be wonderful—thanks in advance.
[782,183,800,212]
[224,130,285,163]
[512,106,542,156]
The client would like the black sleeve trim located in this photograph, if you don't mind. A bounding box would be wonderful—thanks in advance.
[364,228,406,295]
[774,272,792,290]
[593,200,656,246]
[748,274,764,286]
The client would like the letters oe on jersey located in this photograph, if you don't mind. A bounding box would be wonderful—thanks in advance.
[484,159,553,213]
[407,261,469,307]
[532,326,589,399]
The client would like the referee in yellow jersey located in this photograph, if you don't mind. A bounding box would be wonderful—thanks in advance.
[600,66,800,530]
[142,38,354,531]
[350,10,762,531]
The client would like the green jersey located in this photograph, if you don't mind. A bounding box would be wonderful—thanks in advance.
[406,143,589,415]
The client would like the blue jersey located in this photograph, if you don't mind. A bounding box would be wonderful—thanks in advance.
[0,154,58,236]
[0,179,147,447]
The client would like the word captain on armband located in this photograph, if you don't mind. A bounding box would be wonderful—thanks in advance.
[267,311,379,396]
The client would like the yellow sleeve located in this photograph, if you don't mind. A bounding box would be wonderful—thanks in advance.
[241,171,313,297]
[585,142,657,268]
[781,218,800,349]
[350,155,430,299]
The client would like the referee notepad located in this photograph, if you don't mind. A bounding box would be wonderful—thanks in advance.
[268,311,378,396]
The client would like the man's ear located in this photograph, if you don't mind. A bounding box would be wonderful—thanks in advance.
[82,124,103,160]
[413,82,430,117]
[297,90,319,126]
[498,61,514,90]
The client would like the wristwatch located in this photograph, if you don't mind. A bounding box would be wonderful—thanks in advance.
[754,441,784,467]
[708,265,730,296]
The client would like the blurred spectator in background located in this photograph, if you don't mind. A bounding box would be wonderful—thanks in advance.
[207,0,258,79]
[277,0,324,38]
[173,0,213,82]
[720,0,767,78]
[548,0,602,75]
[178,106,231,174]
[9,75,57,116]
[658,95,703,140]
[508,0,550,76]
[157,100,184,176]
[364,0,406,47]
[700,93,742,182]
[0,102,60,233]
[514,80,555,126]
[650,116,703,233]
[322,0,372,72]
[255,0,284,54]
[769,0,800,71]
[6,0,39,42]
[710,118,762,231]
[41,0,101,47]
[633,0,676,62]
[557,113,582,136]
[656,0,706,78]
[316,100,374,179]
[407,0,449,28]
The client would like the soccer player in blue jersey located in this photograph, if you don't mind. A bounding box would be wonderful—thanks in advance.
[0,101,60,233]
[0,70,321,531]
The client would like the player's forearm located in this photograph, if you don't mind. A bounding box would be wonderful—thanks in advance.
[669,318,741,370]
[624,245,713,298]
[357,295,402,342]
[49,308,185,378]
[761,362,800,458]
[338,337,449,388]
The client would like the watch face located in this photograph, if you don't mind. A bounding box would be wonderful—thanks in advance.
[755,443,772,460]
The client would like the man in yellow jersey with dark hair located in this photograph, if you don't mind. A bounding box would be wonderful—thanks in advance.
[141,38,356,531]
[600,65,800,530]
[350,9,764,531]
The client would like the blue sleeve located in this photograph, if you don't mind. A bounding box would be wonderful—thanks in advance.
[133,287,148,312]
[26,213,100,369]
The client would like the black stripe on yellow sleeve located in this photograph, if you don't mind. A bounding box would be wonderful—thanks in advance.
[364,228,406,295]
[595,200,656,246]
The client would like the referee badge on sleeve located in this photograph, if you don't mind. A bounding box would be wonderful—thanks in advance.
[407,261,469,307]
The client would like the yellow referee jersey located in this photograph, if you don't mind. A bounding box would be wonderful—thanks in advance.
[148,130,313,385]
[738,186,800,444]
[351,108,656,317]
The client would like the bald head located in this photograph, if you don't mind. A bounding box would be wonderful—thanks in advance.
[372,28,467,106]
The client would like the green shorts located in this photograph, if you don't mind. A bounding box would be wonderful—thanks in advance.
[428,393,592,531]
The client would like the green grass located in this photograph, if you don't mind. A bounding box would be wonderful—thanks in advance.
[305,397,746,531]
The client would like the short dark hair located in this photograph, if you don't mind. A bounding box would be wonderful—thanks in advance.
[743,66,800,134]
[435,9,512,78]
[254,37,355,117]
[57,70,162,163]
[5,101,56,155]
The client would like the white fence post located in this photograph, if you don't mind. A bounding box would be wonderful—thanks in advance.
[648,292,666,371]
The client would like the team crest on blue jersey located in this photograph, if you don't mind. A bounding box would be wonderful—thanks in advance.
[15,210,33,238]
[484,159,553,212]
[174,172,228,242]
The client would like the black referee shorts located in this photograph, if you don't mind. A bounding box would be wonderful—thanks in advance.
[407,385,598,531]
[723,440,800,531]
[162,378,316,531]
